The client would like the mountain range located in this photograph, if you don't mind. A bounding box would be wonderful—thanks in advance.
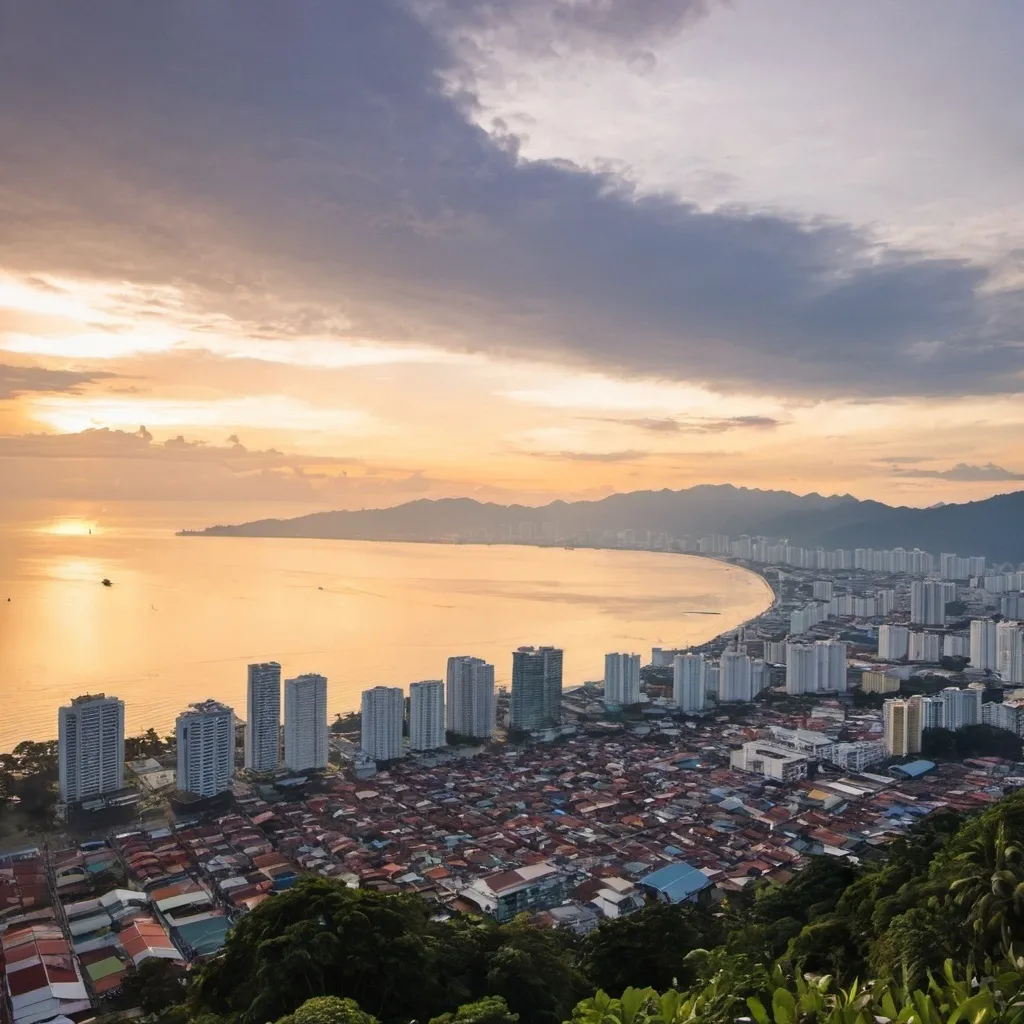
[186,484,1024,564]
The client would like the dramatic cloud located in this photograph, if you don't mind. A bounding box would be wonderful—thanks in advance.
[419,0,715,54]
[892,462,1024,482]
[0,363,116,400]
[0,1,1020,398]
[600,415,781,434]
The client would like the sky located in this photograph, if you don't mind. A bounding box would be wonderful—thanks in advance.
[1,0,1023,511]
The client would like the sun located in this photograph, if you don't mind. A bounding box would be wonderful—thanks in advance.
[40,518,100,537]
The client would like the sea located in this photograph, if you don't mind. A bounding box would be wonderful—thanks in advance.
[0,500,773,751]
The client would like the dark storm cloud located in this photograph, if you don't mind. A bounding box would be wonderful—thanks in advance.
[893,462,1024,482]
[0,364,117,400]
[0,1,1020,397]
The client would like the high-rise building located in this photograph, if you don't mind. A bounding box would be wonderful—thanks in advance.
[812,580,834,601]
[878,625,910,660]
[971,619,999,670]
[58,694,125,804]
[409,680,446,751]
[997,622,1024,684]
[921,696,946,730]
[883,697,923,756]
[719,649,753,703]
[908,631,942,663]
[446,656,495,739]
[176,700,235,798]
[943,635,970,659]
[360,686,404,761]
[814,640,847,691]
[911,581,947,626]
[785,642,817,695]
[672,654,706,711]
[603,653,641,706]
[245,662,281,772]
[751,659,768,694]
[283,673,329,771]
[941,686,983,730]
[510,646,563,731]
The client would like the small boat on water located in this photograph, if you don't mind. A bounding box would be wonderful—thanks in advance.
[101,578,112,587]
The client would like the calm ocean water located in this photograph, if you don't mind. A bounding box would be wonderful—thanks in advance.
[0,501,772,750]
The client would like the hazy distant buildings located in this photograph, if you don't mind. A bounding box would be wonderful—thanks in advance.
[785,642,817,695]
[719,648,753,703]
[510,646,563,731]
[176,699,235,798]
[58,693,125,804]
[284,673,329,771]
[785,640,846,694]
[942,685,983,730]
[245,662,281,772]
[908,631,942,664]
[861,670,899,694]
[911,581,948,626]
[672,654,706,712]
[603,653,641,706]
[361,686,404,761]
[878,624,910,661]
[997,622,1024,683]
[971,619,999,671]
[409,680,446,751]
[446,656,495,739]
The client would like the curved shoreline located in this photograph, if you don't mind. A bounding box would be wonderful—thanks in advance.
[189,532,778,652]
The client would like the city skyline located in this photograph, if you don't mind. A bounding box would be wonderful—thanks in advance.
[2,3,1024,509]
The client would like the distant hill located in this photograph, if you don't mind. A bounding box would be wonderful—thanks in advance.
[186,484,1024,564]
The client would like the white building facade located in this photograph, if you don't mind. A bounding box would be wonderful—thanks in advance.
[58,694,125,803]
[603,653,641,706]
[446,656,495,739]
[284,673,329,771]
[971,619,999,671]
[245,662,281,772]
[361,686,405,761]
[672,654,706,712]
[176,700,235,798]
[878,625,910,661]
[409,680,446,751]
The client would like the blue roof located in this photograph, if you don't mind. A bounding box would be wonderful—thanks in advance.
[893,759,936,778]
[638,861,711,903]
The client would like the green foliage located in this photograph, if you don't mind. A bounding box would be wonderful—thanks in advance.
[428,996,518,1024]
[581,901,722,995]
[183,790,1024,1024]
[923,725,1024,761]
[117,957,188,1014]
[277,996,379,1024]
[191,881,584,1024]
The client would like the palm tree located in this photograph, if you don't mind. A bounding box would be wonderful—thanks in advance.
[949,821,1024,955]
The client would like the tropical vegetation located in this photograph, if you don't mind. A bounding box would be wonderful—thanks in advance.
[110,789,1024,1024]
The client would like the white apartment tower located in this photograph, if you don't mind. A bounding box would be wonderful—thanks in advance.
[245,662,281,772]
[58,694,125,804]
[971,619,999,671]
[785,642,817,695]
[361,686,405,761]
[941,686,983,731]
[997,622,1024,684]
[446,656,495,739]
[603,652,641,706]
[284,673,329,771]
[672,654,706,712]
[814,640,848,691]
[878,624,910,661]
[719,649,753,703]
[409,680,446,751]
[911,581,947,627]
[176,700,235,798]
